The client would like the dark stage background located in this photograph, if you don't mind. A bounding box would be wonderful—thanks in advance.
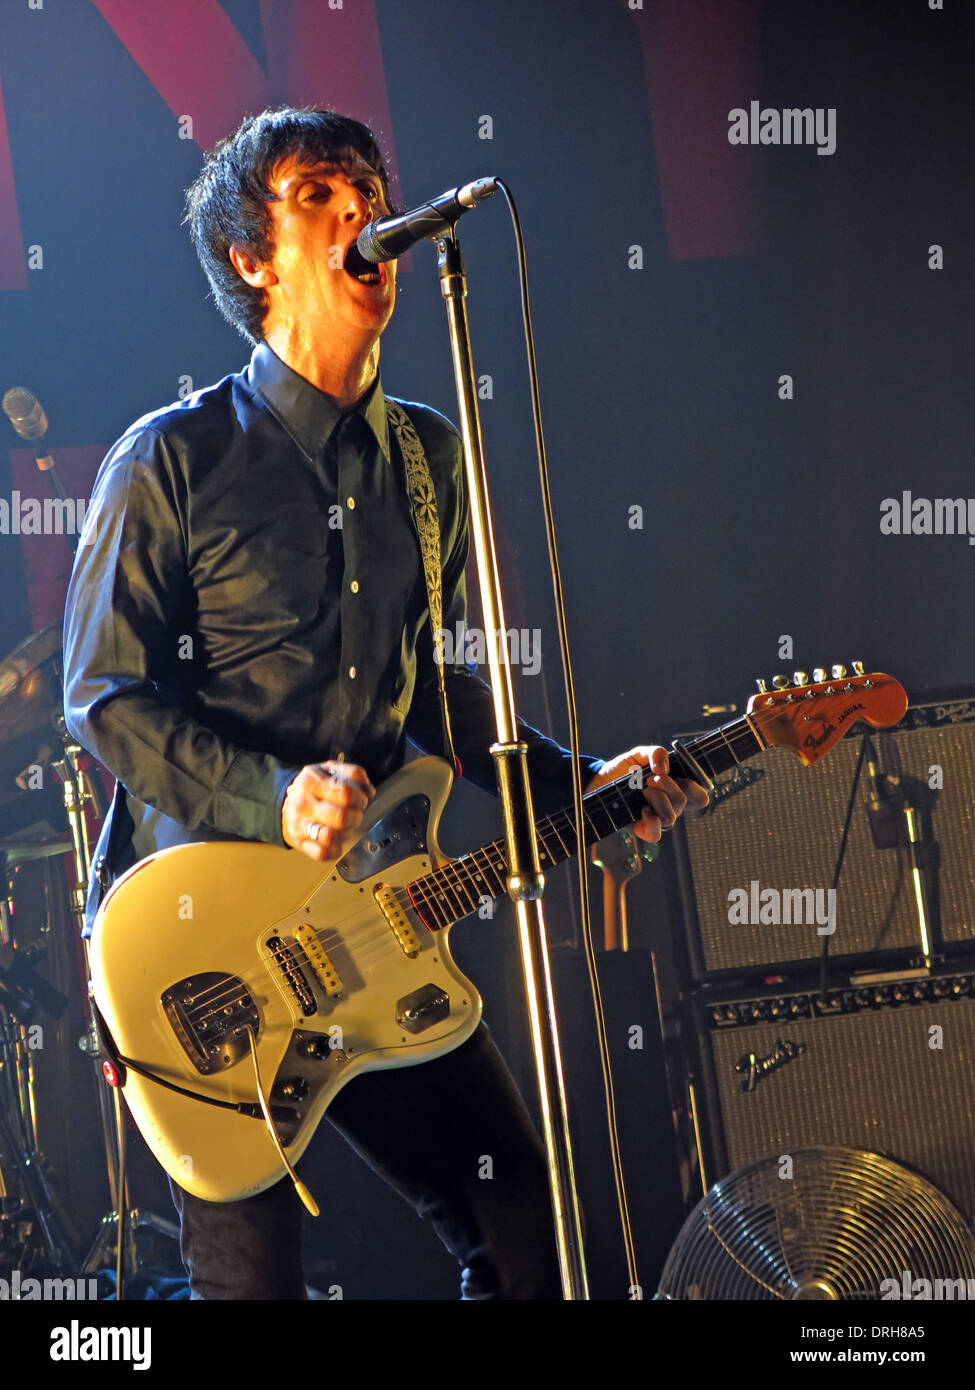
[1,0,973,1300]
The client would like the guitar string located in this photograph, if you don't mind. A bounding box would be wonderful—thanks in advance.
[179,694,862,1021]
[180,832,555,1021]
[177,841,515,1018]
[180,847,518,1021]
[179,759,720,1019]
[181,824,616,1024]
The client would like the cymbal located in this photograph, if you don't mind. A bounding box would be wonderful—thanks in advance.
[1,839,71,866]
[0,620,62,700]
[0,620,63,755]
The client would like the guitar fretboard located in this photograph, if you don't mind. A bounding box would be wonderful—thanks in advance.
[404,714,762,930]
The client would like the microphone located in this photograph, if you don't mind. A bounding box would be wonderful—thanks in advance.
[355,177,498,264]
[2,386,66,498]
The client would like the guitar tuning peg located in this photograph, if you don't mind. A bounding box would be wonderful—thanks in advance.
[831,664,847,679]
[772,675,790,690]
[793,671,808,687]
[852,660,865,677]
[755,678,768,694]
[812,667,827,683]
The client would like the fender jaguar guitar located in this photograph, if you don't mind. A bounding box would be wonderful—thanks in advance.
[89,668,907,1202]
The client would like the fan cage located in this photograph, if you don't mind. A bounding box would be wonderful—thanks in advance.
[656,1147,975,1300]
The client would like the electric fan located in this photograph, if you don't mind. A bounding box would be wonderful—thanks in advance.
[656,1147,975,1299]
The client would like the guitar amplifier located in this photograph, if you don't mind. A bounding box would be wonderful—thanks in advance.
[686,968,975,1222]
[670,690,975,980]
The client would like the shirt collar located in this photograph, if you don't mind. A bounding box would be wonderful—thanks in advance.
[247,340,390,463]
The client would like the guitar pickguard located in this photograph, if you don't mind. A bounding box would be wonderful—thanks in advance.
[335,794,430,882]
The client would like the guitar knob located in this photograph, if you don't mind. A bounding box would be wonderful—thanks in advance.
[792,671,808,687]
[831,664,847,679]
[852,660,865,676]
[755,678,768,694]
[812,668,827,683]
[772,675,790,690]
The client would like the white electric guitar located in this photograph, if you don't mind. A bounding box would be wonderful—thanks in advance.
[89,669,907,1202]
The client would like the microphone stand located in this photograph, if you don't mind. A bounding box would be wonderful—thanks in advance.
[854,735,935,985]
[434,230,588,1298]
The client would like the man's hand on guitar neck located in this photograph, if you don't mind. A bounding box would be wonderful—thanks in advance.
[282,760,376,861]
[584,746,709,844]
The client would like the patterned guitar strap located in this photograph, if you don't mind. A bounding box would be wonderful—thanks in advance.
[386,399,460,776]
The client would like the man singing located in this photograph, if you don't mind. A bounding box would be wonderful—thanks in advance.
[63,107,706,1299]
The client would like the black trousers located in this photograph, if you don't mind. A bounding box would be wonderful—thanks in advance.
[168,1023,563,1299]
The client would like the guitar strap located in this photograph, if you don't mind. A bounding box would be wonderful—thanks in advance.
[385,398,460,777]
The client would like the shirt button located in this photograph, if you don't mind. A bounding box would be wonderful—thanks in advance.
[350,580,359,594]
[346,496,355,510]
[348,665,356,680]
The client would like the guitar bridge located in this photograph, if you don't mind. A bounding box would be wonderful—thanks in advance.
[266,935,317,1017]
[161,973,258,1075]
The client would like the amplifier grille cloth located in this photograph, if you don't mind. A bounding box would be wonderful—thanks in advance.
[708,999,975,1219]
[682,720,975,974]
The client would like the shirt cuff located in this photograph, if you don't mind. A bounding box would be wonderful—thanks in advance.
[213,751,297,848]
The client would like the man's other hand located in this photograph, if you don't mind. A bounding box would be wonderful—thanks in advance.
[282,761,375,860]
[584,746,709,844]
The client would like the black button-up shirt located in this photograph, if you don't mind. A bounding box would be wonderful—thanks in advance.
[63,342,600,929]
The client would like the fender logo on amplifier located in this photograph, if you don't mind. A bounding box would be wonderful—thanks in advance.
[735,1037,807,1092]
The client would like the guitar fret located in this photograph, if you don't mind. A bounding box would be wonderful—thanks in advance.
[471,846,505,898]
[715,726,740,765]
[450,858,483,914]
[542,816,574,858]
[535,823,560,867]
[401,701,784,928]
[453,855,483,906]
[407,877,450,931]
[595,788,634,834]
[432,867,470,920]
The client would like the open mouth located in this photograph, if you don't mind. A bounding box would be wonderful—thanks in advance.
[344,243,383,285]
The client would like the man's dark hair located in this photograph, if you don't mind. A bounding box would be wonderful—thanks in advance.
[184,107,393,343]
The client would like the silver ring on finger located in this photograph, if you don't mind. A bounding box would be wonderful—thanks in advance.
[308,822,324,843]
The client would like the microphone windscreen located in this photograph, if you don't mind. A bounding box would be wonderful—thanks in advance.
[2,386,48,440]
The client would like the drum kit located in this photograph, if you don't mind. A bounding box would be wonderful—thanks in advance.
[0,618,177,1290]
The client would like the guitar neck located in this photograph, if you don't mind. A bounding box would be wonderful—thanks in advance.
[405,714,763,931]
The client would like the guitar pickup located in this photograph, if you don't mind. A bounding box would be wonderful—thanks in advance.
[294,923,343,997]
[374,883,422,958]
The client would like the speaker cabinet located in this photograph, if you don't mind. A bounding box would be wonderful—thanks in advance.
[672,691,975,979]
[687,969,975,1221]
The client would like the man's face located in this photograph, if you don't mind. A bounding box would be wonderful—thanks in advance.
[257,149,396,348]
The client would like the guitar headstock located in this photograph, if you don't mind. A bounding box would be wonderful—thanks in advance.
[746,664,908,766]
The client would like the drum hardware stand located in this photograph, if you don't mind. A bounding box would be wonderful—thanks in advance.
[434,226,588,1298]
[0,869,79,1271]
[52,732,179,1293]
